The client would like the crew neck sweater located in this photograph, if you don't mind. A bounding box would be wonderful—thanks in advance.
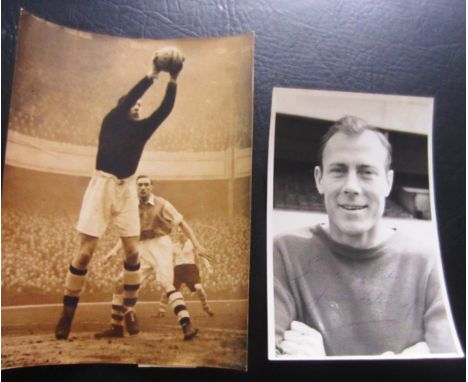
[274,224,456,355]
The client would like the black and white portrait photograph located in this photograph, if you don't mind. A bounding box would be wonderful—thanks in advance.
[2,12,253,370]
[2,0,465,381]
[267,87,463,360]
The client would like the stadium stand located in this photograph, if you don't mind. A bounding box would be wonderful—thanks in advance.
[1,208,250,304]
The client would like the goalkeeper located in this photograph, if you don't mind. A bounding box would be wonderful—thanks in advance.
[55,47,184,341]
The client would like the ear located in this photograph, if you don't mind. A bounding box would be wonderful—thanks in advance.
[314,166,324,195]
[384,169,394,197]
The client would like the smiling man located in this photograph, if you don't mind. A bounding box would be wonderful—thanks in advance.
[274,116,457,357]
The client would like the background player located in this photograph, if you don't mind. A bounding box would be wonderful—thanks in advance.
[96,175,206,340]
[157,230,215,318]
[55,48,184,340]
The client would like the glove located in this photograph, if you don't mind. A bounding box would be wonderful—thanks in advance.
[153,46,184,76]
[278,321,326,357]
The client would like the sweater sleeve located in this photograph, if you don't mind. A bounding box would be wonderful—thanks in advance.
[141,81,177,135]
[117,76,154,114]
[423,266,457,353]
[273,238,297,348]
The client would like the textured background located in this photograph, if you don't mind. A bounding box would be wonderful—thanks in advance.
[2,0,465,381]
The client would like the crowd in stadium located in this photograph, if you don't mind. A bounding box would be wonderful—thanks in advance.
[2,209,250,302]
[9,109,251,151]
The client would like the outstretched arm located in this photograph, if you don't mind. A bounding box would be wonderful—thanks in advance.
[144,79,178,130]
[183,239,213,273]
[117,70,158,114]
[143,58,183,131]
[178,220,207,257]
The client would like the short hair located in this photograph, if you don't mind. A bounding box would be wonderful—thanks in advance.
[136,175,152,184]
[317,115,392,170]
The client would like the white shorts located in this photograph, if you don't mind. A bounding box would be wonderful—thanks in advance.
[139,235,174,291]
[76,171,140,238]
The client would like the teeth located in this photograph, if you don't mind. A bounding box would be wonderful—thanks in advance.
[341,205,366,210]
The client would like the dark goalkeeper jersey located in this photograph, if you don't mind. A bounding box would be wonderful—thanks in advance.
[95,76,177,179]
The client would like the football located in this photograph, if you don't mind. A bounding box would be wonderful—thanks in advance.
[153,46,185,74]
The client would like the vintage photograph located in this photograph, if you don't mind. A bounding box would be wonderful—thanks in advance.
[2,12,252,370]
[267,88,463,360]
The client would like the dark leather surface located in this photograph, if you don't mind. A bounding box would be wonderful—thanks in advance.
[2,1,465,381]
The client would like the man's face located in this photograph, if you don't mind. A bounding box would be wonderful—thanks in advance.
[137,177,152,200]
[314,130,393,247]
[129,100,142,120]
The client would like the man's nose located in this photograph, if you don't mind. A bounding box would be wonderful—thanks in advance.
[342,171,361,195]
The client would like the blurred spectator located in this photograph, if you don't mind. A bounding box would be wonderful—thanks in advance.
[9,108,251,151]
[2,208,250,303]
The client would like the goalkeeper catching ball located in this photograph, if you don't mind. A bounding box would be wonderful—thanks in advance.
[55,47,184,341]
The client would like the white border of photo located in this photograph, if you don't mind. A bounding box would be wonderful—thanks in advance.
[266,87,464,360]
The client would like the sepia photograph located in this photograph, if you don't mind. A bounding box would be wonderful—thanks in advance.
[2,12,253,370]
[267,87,463,360]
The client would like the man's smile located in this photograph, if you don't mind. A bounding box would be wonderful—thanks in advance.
[338,204,368,211]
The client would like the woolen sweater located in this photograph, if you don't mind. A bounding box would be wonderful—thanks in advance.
[96,76,176,179]
[274,224,456,355]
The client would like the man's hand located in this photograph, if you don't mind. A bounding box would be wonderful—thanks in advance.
[401,341,430,355]
[201,257,214,274]
[194,245,214,273]
[278,321,326,357]
[197,249,215,264]
[194,244,207,256]
[382,342,430,356]
[168,48,184,80]
[147,68,160,80]
[153,46,184,80]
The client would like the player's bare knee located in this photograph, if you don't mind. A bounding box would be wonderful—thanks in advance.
[124,251,139,265]
[74,234,97,268]
[73,252,92,269]
[120,236,139,259]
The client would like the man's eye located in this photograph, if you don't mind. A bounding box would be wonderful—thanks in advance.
[360,169,377,177]
[329,168,343,174]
